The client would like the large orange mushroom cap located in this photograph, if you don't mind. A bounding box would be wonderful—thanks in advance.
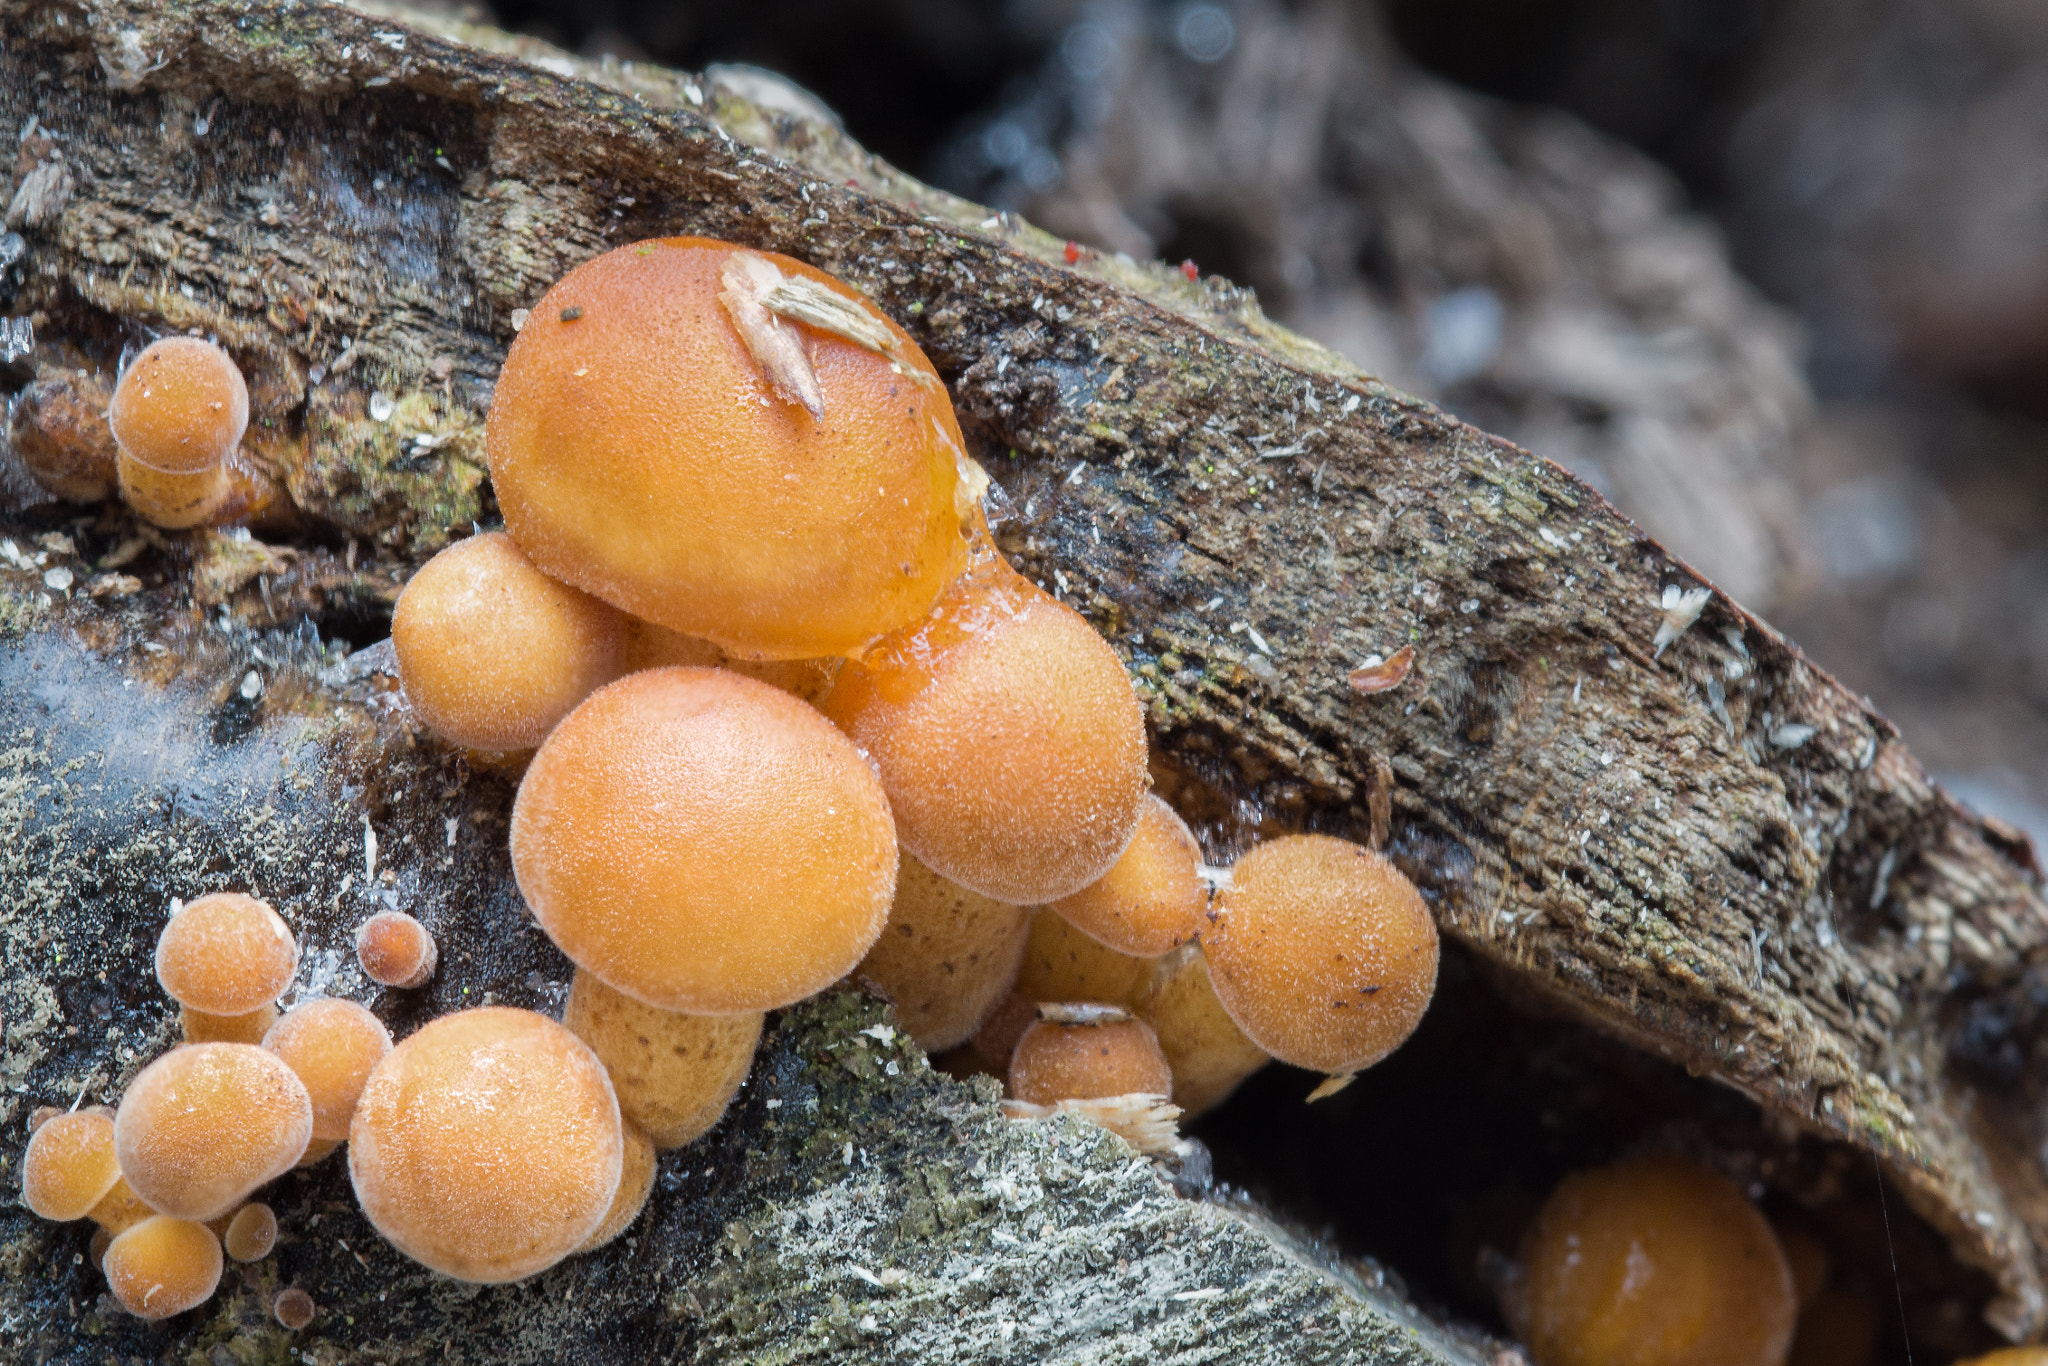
[511,666,898,1013]
[486,237,971,661]
[348,1007,622,1284]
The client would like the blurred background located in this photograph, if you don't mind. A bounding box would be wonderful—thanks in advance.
[444,0,2048,842]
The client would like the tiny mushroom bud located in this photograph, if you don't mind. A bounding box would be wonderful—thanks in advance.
[1015,907,1152,1009]
[487,237,971,661]
[1048,794,1207,957]
[222,1201,277,1262]
[107,336,249,529]
[273,1287,317,1331]
[1508,1155,1796,1366]
[20,1109,122,1221]
[855,848,1029,1053]
[823,557,1149,903]
[103,1215,224,1320]
[1204,835,1439,1075]
[576,1120,656,1253]
[1008,1005,1174,1106]
[1129,942,1271,1117]
[563,969,761,1149]
[349,1007,622,1283]
[263,998,394,1142]
[511,667,896,1014]
[392,531,626,752]
[114,1043,313,1222]
[355,911,438,989]
[155,892,298,1018]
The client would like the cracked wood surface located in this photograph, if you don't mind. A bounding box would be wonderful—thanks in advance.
[2,0,2045,1345]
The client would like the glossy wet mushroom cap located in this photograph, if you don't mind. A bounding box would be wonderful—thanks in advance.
[103,1215,224,1320]
[354,911,438,989]
[155,892,298,1018]
[563,969,762,1149]
[1008,1007,1174,1106]
[1509,1155,1796,1366]
[20,1109,122,1221]
[487,237,970,661]
[823,558,1148,903]
[1204,835,1439,1075]
[263,998,394,1142]
[855,848,1029,1053]
[1049,794,1207,957]
[393,531,626,752]
[113,1043,313,1222]
[348,1007,622,1283]
[512,667,897,1014]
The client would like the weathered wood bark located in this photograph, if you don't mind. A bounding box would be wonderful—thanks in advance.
[1,0,2044,1355]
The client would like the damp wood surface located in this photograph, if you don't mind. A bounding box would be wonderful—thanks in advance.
[0,0,2044,1356]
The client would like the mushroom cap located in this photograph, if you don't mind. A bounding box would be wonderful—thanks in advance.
[1204,835,1439,1074]
[263,998,394,1141]
[222,1201,277,1262]
[486,237,969,661]
[273,1287,317,1331]
[1129,943,1271,1118]
[1050,794,1207,957]
[563,969,762,1149]
[155,893,298,1017]
[1015,907,1152,1008]
[354,911,438,989]
[511,666,897,1013]
[1008,1013,1174,1105]
[114,1044,313,1222]
[822,559,1148,903]
[108,336,248,475]
[393,531,626,751]
[348,1007,622,1283]
[856,847,1030,1053]
[1512,1155,1796,1366]
[21,1109,122,1221]
[103,1215,224,1320]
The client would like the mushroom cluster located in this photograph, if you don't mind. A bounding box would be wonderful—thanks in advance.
[24,236,1447,1316]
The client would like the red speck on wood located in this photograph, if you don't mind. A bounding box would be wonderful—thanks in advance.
[1348,644,1416,694]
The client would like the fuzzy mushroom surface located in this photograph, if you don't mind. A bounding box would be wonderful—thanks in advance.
[354,911,439,989]
[856,848,1029,1053]
[393,531,626,752]
[512,667,897,1013]
[1008,1007,1175,1105]
[154,892,298,1018]
[263,998,393,1143]
[20,1109,122,1221]
[113,1043,313,1222]
[1204,835,1439,1075]
[348,1007,622,1283]
[102,1215,224,1320]
[107,336,248,528]
[1049,794,1207,957]
[487,237,971,661]
[562,969,761,1149]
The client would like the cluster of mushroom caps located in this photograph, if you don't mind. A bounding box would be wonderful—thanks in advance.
[18,893,442,1321]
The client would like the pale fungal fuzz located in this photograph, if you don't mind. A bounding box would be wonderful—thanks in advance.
[719,250,826,419]
[999,1094,1183,1157]
[1652,585,1713,658]
[1348,644,1416,695]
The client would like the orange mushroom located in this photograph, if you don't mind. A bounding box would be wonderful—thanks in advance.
[1015,907,1152,1009]
[622,618,841,705]
[487,237,971,661]
[263,997,393,1144]
[20,1108,122,1222]
[222,1201,277,1262]
[1008,1006,1174,1105]
[1128,942,1271,1117]
[511,667,896,1014]
[576,1120,656,1253]
[823,555,1149,903]
[102,1214,223,1320]
[1049,794,1206,957]
[562,969,761,1149]
[107,336,269,528]
[154,892,298,1044]
[355,911,438,989]
[1203,834,1438,1076]
[348,1007,622,1283]
[392,531,626,752]
[113,1043,313,1221]
[855,848,1029,1053]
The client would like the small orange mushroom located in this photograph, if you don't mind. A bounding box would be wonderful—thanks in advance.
[273,1287,317,1331]
[563,969,761,1149]
[348,1007,622,1283]
[486,237,971,661]
[103,1214,224,1320]
[1008,1006,1174,1105]
[1049,794,1206,957]
[855,848,1029,1053]
[511,667,896,1014]
[155,893,298,1033]
[1507,1155,1796,1366]
[113,1042,313,1221]
[392,531,626,752]
[108,337,268,528]
[263,997,393,1143]
[20,1108,122,1222]
[222,1201,277,1262]
[355,911,438,989]
[1203,834,1438,1076]
[823,555,1149,903]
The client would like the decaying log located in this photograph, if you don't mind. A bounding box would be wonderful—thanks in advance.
[1,0,2044,1355]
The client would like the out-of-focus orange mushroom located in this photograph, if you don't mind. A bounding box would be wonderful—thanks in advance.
[20,1109,122,1222]
[486,237,971,661]
[354,911,438,989]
